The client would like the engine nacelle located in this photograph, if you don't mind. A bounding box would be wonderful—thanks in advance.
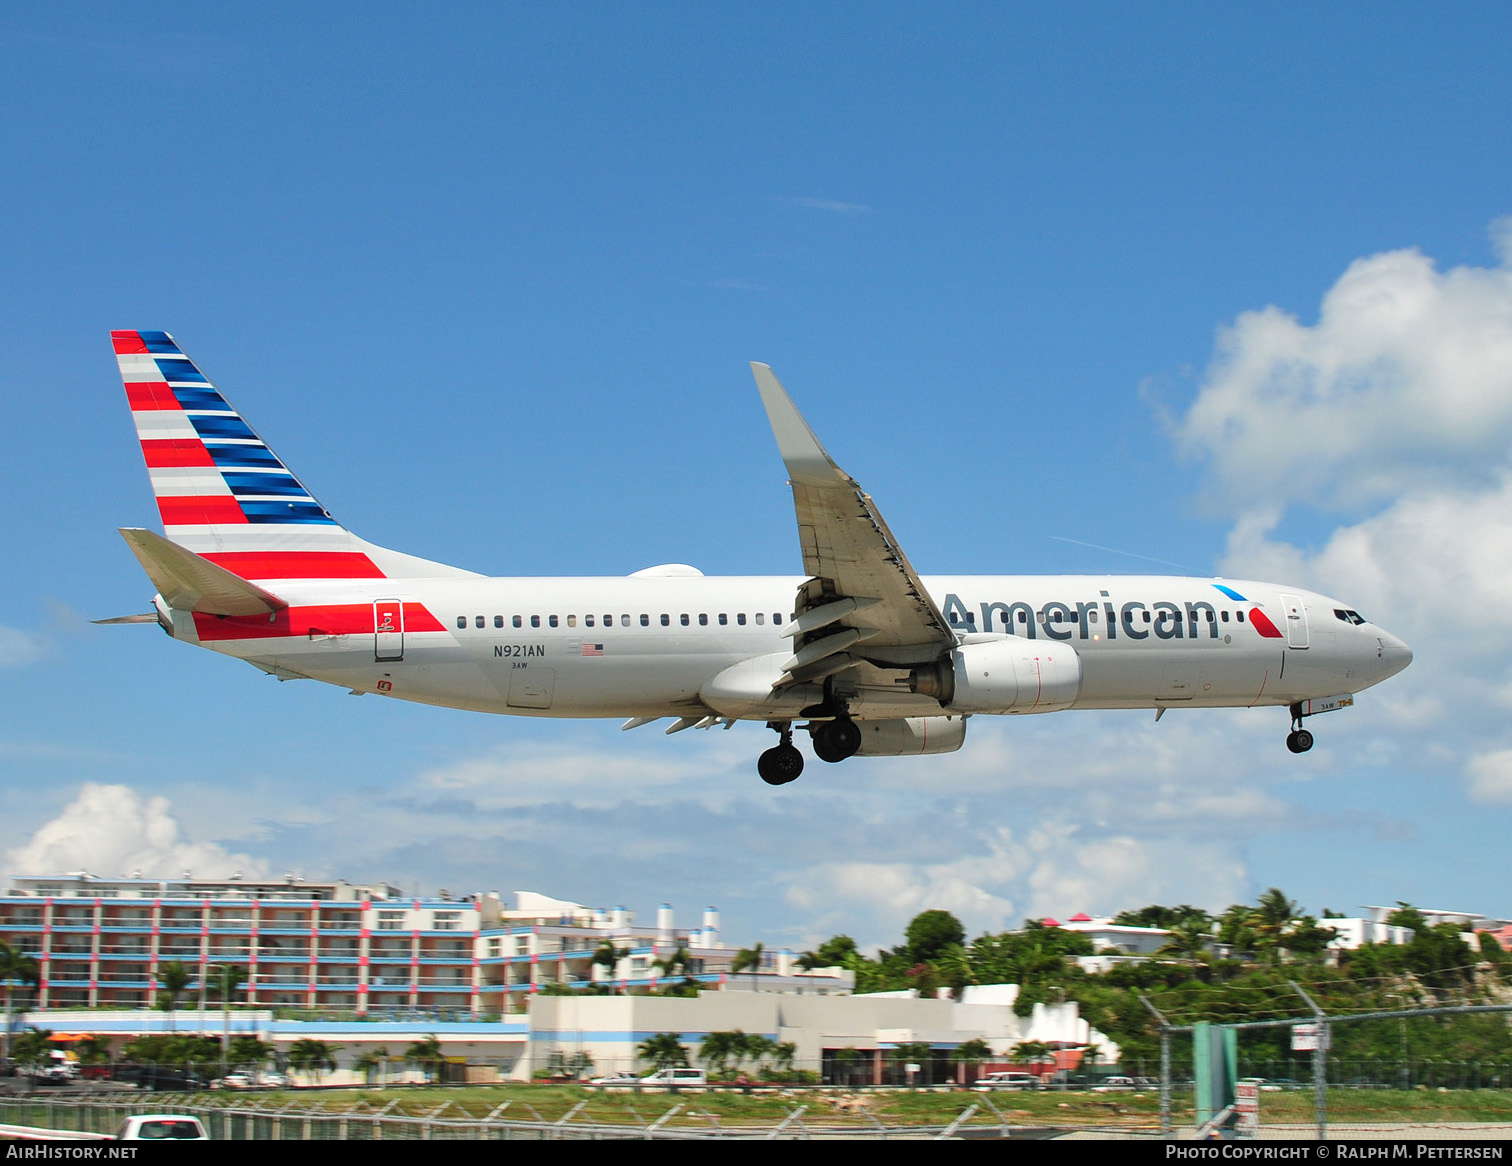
[853,715,967,756]
[909,636,1081,713]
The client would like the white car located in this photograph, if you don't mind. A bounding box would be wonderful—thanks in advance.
[639,1067,707,1087]
[974,1071,1040,1091]
[115,1115,209,1141]
[1091,1076,1138,1092]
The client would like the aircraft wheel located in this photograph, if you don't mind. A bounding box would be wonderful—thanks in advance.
[758,744,805,785]
[812,718,862,763]
[1286,729,1314,754]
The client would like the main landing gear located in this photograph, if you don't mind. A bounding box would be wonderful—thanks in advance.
[757,715,863,784]
[1286,703,1315,754]
[758,723,805,786]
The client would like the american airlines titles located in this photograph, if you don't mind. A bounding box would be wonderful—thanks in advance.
[942,592,1237,642]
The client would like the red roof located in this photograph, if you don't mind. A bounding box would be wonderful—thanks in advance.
[1042,917,1060,927]
[1069,912,1092,922]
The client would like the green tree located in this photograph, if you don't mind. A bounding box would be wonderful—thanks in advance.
[12,1027,52,1071]
[0,941,40,1063]
[951,1037,993,1084]
[353,1046,389,1086]
[731,943,765,989]
[206,963,245,1069]
[228,1036,272,1072]
[890,1041,934,1085]
[1014,1040,1055,1078]
[404,1034,446,1083]
[287,1038,337,1085]
[154,960,194,1033]
[592,940,629,988]
[637,1032,689,1072]
[906,910,966,963]
[698,1030,742,1079]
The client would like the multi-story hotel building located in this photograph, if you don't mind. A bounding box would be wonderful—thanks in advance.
[0,876,849,1017]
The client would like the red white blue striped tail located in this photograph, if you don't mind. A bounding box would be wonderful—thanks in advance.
[113,330,476,584]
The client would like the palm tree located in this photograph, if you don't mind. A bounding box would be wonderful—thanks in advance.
[1014,1040,1055,1081]
[353,1045,390,1086]
[287,1038,337,1085]
[206,964,246,1070]
[731,943,765,990]
[636,1032,689,1073]
[405,1034,445,1083]
[154,961,193,1034]
[592,940,629,990]
[698,1030,740,1080]
[951,1038,993,1085]
[652,945,691,986]
[0,940,40,1063]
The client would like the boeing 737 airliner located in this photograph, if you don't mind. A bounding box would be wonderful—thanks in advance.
[105,331,1412,785]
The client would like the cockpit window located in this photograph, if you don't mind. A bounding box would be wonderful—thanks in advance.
[1334,609,1367,626]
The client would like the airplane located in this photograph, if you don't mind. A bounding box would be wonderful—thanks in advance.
[105,330,1413,785]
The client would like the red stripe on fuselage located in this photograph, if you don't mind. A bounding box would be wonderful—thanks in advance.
[112,331,148,354]
[193,602,444,642]
[200,551,386,580]
[1249,608,1284,638]
[125,381,181,410]
[140,438,216,468]
[157,495,248,525]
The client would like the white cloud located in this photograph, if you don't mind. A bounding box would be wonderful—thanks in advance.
[1466,750,1512,805]
[1176,239,1512,513]
[4,783,269,882]
[0,627,47,670]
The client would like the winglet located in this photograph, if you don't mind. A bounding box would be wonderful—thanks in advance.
[750,363,852,487]
[118,528,287,616]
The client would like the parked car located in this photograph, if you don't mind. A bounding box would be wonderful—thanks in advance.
[587,1073,643,1086]
[639,1067,707,1087]
[115,1115,209,1141]
[974,1072,1040,1091]
[1091,1076,1138,1092]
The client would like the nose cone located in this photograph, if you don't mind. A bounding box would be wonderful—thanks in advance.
[1377,630,1413,682]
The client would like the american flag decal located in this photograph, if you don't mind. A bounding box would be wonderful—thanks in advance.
[581,643,605,656]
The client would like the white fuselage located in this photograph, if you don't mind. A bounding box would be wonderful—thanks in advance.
[166,573,1412,721]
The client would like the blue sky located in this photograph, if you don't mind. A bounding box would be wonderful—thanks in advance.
[3,4,1511,952]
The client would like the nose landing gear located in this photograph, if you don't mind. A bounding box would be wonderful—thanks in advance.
[1286,703,1315,753]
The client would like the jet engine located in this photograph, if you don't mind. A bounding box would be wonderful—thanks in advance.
[852,715,967,756]
[908,636,1081,713]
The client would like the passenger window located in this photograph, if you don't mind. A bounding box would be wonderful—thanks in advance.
[641,614,650,627]
[1018,611,1027,623]
[475,616,485,629]
[1221,611,1230,622]
[513,615,522,628]
[755,613,765,625]
[774,613,783,625]
[622,615,631,626]
[718,613,728,625]
[603,615,613,627]
[1089,611,1098,623]
[680,614,689,626]
[737,613,747,626]
[1237,611,1246,623]
[1206,610,1215,622]
[494,616,503,628]
[531,615,541,628]
[661,614,670,626]
[698,614,708,626]
[456,616,466,630]
[1143,611,1151,623]
[566,615,577,628]
[585,615,594,627]
[549,615,559,628]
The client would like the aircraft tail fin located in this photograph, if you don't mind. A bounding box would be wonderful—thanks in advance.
[112,331,478,584]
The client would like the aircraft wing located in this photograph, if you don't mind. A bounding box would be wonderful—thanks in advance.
[752,363,953,685]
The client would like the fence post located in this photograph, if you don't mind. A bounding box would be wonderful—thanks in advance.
[1290,981,1328,1142]
[1139,994,1173,1140]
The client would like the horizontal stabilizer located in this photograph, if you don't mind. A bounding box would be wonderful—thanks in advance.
[91,612,158,625]
[118,528,287,616]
